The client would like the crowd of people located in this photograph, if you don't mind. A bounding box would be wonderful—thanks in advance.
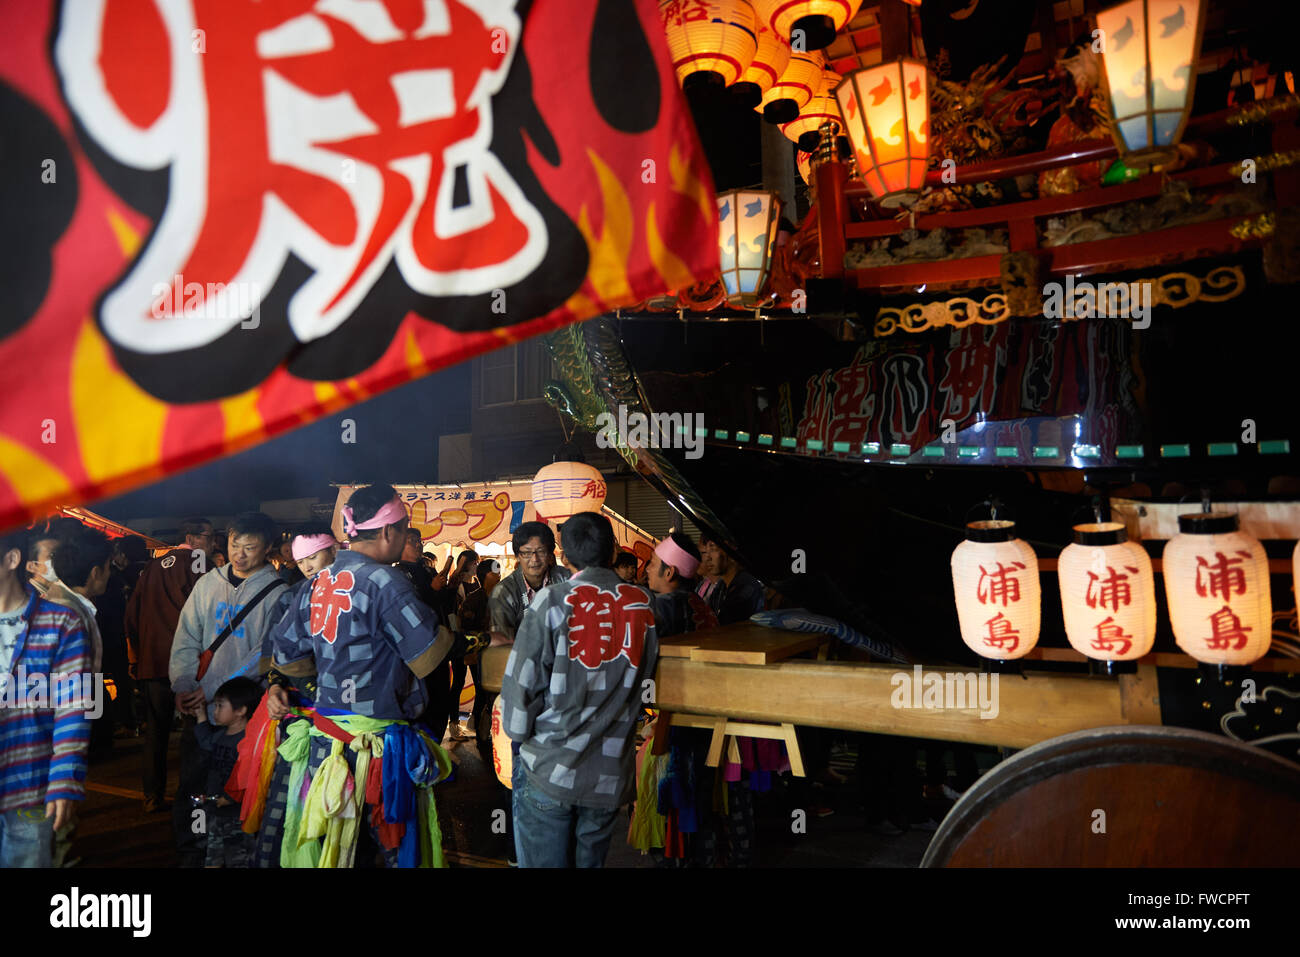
[0,488,971,869]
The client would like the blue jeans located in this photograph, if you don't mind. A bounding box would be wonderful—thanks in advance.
[0,807,54,868]
[511,759,619,868]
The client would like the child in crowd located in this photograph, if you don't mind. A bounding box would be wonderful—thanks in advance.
[189,676,263,867]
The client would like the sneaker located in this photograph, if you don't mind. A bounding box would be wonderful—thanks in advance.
[464,714,477,736]
[942,784,964,802]
[447,722,470,741]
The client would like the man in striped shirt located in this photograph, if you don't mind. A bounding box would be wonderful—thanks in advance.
[0,527,93,868]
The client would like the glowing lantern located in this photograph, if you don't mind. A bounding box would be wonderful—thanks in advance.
[531,461,607,522]
[717,188,782,306]
[752,0,865,50]
[836,58,929,207]
[781,68,844,150]
[1163,513,1271,666]
[951,521,1041,661]
[733,21,792,106]
[1058,523,1156,664]
[757,48,824,123]
[491,695,513,788]
[796,148,813,184]
[1096,0,1206,169]
[660,0,759,90]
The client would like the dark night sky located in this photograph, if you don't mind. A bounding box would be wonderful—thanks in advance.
[91,359,470,527]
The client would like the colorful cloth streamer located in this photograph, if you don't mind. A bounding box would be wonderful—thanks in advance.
[278,720,319,869]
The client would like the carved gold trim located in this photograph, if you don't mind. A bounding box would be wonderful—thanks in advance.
[874,265,1246,336]
[1226,93,1300,127]
[1230,151,1300,178]
[1230,212,1276,239]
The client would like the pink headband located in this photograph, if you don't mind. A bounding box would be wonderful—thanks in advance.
[654,538,699,578]
[341,497,406,537]
[292,534,337,562]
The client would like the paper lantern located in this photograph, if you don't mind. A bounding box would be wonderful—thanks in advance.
[531,461,607,522]
[733,21,792,105]
[752,0,865,50]
[951,521,1041,660]
[836,58,929,207]
[1059,523,1157,663]
[757,48,824,122]
[1096,0,1206,169]
[781,69,844,150]
[491,695,513,788]
[660,0,759,90]
[1163,513,1271,666]
[717,188,781,305]
[796,148,814,185]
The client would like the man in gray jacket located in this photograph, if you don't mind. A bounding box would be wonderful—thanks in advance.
[487,521,570,648]
[168,511,286,865]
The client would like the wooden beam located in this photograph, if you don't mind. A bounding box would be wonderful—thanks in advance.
[654,658,1142,749]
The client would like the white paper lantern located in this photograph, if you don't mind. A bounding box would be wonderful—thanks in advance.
[1162,513,1271,666]
[951,520,1041,660]
[491,694,513,788]
[1059,523,1156,662]
[531,461,607,522]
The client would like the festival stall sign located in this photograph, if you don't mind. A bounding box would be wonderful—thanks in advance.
[0,0,720,533]
[330,483,658,572]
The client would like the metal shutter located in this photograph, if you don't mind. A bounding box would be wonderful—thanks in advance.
[624,478,701,541]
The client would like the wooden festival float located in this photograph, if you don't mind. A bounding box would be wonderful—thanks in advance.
[485,0,1300,862]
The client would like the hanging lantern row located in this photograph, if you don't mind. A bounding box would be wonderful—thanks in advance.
[733,20,792,105]
[752,0,866,51]
[951,513,1276,668]
[782,68,847,150]
[759,48,826,122]
[660,0,760,89]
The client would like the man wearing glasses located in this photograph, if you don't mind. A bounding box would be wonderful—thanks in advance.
[485,521,569,866]
[487,522,570,649]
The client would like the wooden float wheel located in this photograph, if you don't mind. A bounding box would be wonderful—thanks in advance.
[921,725,1300,867]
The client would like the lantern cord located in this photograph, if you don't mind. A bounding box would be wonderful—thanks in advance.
[890,506,1065,555]
[1201,487,1212,514]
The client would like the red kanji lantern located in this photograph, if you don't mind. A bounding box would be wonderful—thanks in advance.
[660,0,760,90]
[781,68,844,150]
[733,20,792,106]
[757,48,824,122]
[835,57,930,207]
[951,521,1041,661]
[1163,513,1271,666]
[1058,523,1156,664]
[752,0,865,50]
[531,461,607,523]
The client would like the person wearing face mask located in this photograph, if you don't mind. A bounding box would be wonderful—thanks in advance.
[24,518,82,598]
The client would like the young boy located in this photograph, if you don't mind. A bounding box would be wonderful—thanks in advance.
[501,512,659,868]
[189,676,263,868]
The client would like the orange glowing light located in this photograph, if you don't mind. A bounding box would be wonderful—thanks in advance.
[835,58,929,207]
